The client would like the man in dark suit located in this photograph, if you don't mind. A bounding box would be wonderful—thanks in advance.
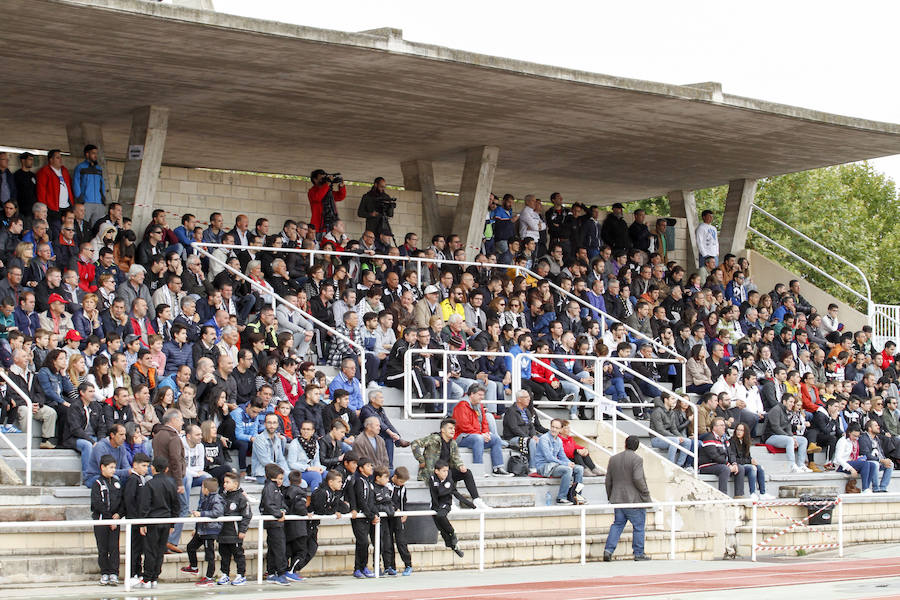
[859,419,894,492]
[603,435,652,561]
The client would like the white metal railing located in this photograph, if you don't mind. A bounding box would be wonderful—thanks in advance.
[195,242,685,363]
[192,244,370,388]
[1,492,882,586]
[0,369,33,486]
[748,204,900,350]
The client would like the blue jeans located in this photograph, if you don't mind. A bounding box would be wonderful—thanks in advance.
[840,459,878,491]
[650,436,692,468]
[604,508,646,556]
[457,432,504,468]
[539,462,584,501]
[741,464,766,494]
[507,436,537,468]
[301,469,323,491]
[605,377,626,402]
[765,434,808,467]
[74,438,95,484]
[876,463,893,492]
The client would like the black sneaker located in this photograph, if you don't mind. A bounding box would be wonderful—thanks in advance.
[492,467,514,477]
[634,554,651,561]
[453,546,464,558]
[603,551,612,562]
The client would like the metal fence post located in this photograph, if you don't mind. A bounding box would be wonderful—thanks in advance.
[669,505,676,560]
[479,510,485,571]
[257,518,265,584]
[124,521,132,591]
[837,498,844,558]
[374,518,381,578]
[580,506,586,565]
[751,501,757,562]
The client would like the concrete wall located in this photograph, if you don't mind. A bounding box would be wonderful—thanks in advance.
[741,249,868,331]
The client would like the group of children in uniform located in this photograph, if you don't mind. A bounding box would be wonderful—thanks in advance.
[90,450,471,586]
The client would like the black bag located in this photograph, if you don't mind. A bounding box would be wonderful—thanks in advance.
[507,454,529,477]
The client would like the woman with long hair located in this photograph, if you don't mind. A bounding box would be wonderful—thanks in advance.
[113,229,136,271]
[66,353,88,403]
[685,344,713,394]
[201,419,234,487]
[500,297,526,329]
[86,355,114,404]
[732,422,771,499]
[152,385,175,422]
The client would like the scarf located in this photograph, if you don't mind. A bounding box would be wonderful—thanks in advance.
[299,435,318,459]
[278,367,299,397]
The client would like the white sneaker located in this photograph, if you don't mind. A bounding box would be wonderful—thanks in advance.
[129,575,142,587]
[790,464,803,473]
[750,492,759,501]
[473,497,491,510]
[99,574,109,586]
[862,488,873,495]
[800,465,813,473]
[150,581,158,589]
[760,493,776,500]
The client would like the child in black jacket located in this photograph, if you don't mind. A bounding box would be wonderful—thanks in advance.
[136,455,180,589]
[91,454,123,586]
[306,470,343,572]
[284,470,309,578]
[384,466,412,576]
[348,458,379,578]
[217,472,251,585]
[185,478,225,585]
[259,463,291,585]
[429,459,473,558]
[372,466,395,575]
[121,452,151,585]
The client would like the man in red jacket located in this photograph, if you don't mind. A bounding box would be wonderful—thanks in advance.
[36,149,74,225]
[307,169,346,234]
[451,383,513,476]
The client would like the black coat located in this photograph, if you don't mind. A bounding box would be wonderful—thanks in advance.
[62,400,108,449]
[219,488,252,543]
[90,475,123,519]
[283,484,309,541]
[260,478,286,529]
[138,471,179,519]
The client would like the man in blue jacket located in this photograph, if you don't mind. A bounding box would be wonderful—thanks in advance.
[72,145,107,223]
[534,418,585,505]
[84,423,131,487]
[230,399,266,475]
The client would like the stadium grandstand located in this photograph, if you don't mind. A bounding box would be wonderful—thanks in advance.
[2,0,900,593]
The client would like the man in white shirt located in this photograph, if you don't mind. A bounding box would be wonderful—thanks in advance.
[695,209,719,267]
[518,194,546,242]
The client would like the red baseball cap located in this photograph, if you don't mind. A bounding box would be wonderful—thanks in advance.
[48,293,66,305]
[64,330,83,341]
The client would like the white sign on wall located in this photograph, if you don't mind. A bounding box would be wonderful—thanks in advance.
[128,145,144,160]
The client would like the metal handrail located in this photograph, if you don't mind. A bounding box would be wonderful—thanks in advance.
[193,244,370,388]
[749,205,872,304]
[0,369,32,486]
[195,241,684,362]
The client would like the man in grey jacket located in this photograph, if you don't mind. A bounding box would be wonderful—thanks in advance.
[649,395,693,469]
[603,435,652,561]
[276,291,314,356]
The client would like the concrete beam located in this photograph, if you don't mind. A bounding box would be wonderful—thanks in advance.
[452,146,499,259]
[401,159,441,242]
[668,189,699,268]
[118,106,169,235]
[66,122,113,204]
[719,179,757,256]
[172,0,215,9]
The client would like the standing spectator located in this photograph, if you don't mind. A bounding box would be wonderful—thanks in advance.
[534,418,585,505]
[628,209,651,253]
[135,455,180,589]
[184,478,224,585]
[600,203,630,252]
[36,149,74,225]
[14,152,37,218]
[518,194,546,246]
[72,145,107,223]
[0,152,16,207]
[602,435,652,561]
[307,170,346,234]
[90,454,123,586]
[695,209,719,267]
[152,408,187,552]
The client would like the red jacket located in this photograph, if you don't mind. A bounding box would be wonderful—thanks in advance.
[800,382,823,413]
[452,399,489,436]
[77,258,97,293]
[36,165,74,212]
[278,373,301,406]
[307,183,346,232]
[881,349,896,370]
[559,434,584,460]
[129,317,157,347]
[530,359,558,385]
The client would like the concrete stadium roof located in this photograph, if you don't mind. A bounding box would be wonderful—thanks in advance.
[5,0,900,203]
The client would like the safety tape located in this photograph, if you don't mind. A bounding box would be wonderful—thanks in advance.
[759,502,837,544]
[755,499,840,551]
[757,543,840,552]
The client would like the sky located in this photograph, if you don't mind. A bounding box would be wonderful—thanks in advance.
[207,1,900,192]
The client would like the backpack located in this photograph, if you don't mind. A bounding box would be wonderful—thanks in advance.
[506,453,529,477]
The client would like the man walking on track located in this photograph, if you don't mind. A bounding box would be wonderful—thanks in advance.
[603,435,652,561]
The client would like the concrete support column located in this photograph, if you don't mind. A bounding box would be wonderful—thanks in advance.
[66,122,113,204]
[719,178,757,256]
[401,159,441,242]
[119,106,169,235]
[452,146,499,259]
[668,189,699,268]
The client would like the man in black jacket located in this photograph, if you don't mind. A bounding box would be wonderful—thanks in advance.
[698,417,743,496]
[259,463,290,585]
[64,382,106,484]
[811,400,842,466]
[501,390,547,470]
[600,203,630,252]
[136,455,180,588]
[292,384,325,439]
[357,177,393,237]
[319,420,349,470]
[122,452,151,582]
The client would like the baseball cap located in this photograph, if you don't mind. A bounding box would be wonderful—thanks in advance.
[48,293,66,305]
[423,285,439,295]
[64,330,83,341]
[125,334,141,345]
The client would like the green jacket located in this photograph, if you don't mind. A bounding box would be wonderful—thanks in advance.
[410,433,463,481]
[883,408,900,437]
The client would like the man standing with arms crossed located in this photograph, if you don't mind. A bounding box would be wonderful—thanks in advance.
[603,435,652,561]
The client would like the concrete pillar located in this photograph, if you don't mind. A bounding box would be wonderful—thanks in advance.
[66,122,113,203]
[401,159,442,242]
[119,106,169,235]
[452,146,499,259]
[668,189,699,268]
[719,178,757,256]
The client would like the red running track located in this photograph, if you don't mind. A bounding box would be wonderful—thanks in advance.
[279,557,900,600]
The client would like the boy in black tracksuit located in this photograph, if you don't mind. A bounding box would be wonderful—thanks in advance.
[185,478,225,584]
[137,455,180,588]
[336,453,358,513]
[348,458,379,578]
[91,454,124,585]
[429,459,473,558]
[306,470,344,571]
[259,463,290,585]
[372,466,395,575]
[217,472,252,585]
[385,466,412,575]
[122,452,151,582]
[283,470,309,577]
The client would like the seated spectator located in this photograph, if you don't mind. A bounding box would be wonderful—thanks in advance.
[452,383,512,477]
[230,398,265,475]
[352,415,390,470]
[411,418,488,508]
[836,424,879,494]
[250,413,289,481]
[859,418,894,492]
[63,382,105,484]
[559,420,603,477]
[534,418,585,505]
[764,393,812,473]
[811,399,843,468]
[286,420,326,491]
[83,423,131,488]
[685,344,713,394]
[358,388,409,469]
[731,422,773,499]
[698,417,744,497]
[291,383,325,440]
[328,358,363,414]
[649,394,693,469]
[501,390,547,471]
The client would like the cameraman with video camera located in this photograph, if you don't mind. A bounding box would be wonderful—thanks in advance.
[308,169,347,236]
[357,177,396,239]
